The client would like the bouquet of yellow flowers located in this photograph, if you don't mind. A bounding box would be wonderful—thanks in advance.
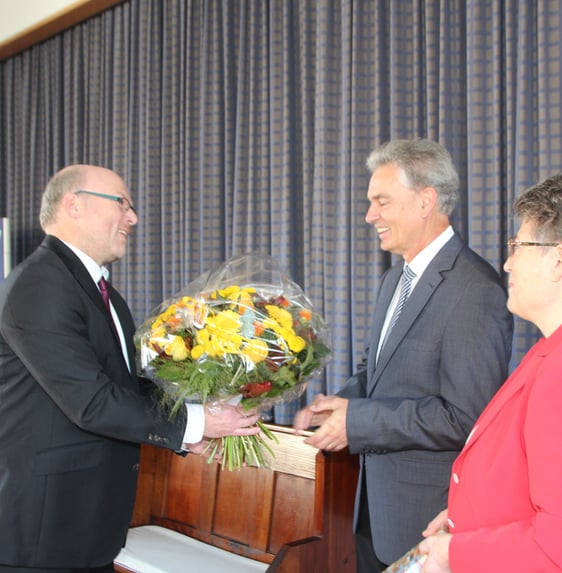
[135,253,331,470]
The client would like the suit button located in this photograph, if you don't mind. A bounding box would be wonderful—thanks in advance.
[132,463,140,472]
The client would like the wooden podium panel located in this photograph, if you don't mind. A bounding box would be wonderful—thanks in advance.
[117,425,359,573]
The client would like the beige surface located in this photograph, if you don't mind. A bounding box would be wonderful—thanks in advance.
[261,424,318,480]
[0,0,81,43]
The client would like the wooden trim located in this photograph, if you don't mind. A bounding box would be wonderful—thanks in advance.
[123,425,359,572]
[0,0,127,62]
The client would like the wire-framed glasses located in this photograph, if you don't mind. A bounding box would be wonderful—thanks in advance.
[507,239,559,257]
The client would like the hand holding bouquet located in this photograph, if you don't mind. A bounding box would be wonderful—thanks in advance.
[382,544,427,572]
[135,253,331,470]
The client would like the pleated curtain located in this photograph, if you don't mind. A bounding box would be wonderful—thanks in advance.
[1,0,560,423]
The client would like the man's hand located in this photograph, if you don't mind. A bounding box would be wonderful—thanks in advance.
[203,401,261,438]
[294,394,349,452]
[293,393,331,431]
[183,440,211,455]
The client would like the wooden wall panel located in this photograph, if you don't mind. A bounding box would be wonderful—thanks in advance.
[128,425,358,571]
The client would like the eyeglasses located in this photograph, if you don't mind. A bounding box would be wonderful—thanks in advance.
[75,190,136,215]
[507,239,560,257]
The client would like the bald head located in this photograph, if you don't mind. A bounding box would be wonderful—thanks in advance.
[40,165,88,230]
[39,165,137,266]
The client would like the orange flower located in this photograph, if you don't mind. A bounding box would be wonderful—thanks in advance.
[253,321,265,336]
[299,309,312,321]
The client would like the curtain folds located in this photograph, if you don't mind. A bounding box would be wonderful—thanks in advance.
[1,0,560,423]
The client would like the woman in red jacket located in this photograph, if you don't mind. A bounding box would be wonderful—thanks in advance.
[420,173,562,572]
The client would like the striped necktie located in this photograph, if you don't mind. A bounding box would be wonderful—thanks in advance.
[380,265,416,351]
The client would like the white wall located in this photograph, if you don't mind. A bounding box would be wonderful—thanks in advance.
[0,0,80,43]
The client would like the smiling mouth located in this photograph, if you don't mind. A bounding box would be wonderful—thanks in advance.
[376,226,390,236]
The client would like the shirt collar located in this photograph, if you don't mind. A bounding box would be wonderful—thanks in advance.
[406,225,454,277]
[60,240,109,284]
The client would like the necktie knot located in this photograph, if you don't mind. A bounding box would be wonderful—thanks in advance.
[400,265,416,293]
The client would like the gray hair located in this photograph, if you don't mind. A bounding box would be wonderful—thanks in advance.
[366,139,459,215]
[39,166,85,229]
[514,173,562,243]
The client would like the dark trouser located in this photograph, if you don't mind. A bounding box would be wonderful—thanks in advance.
[0,565,114,573]
[355,481,388,573]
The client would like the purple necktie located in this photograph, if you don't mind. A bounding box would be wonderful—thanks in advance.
[98,277,112,314]
[98,277,118,336]
[98,278,129,369]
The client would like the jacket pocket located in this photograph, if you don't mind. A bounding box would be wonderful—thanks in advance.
[397,456,453,487]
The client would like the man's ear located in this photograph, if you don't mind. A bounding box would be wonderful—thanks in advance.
[420,186,438,215]
[62,192,81,219]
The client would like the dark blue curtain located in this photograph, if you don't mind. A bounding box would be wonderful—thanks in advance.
[1,0,560,423]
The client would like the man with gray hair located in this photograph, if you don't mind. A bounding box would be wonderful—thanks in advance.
[294,139,513,572]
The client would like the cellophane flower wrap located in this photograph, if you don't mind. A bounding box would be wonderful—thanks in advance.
[382,543,426,572]
[135,253,331,470]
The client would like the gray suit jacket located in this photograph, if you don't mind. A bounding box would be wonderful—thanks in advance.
[339,234,513,564]
[0,236,186,568]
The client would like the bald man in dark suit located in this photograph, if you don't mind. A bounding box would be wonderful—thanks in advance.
[0,165,260,572]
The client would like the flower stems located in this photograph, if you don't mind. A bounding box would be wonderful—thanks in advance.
[204,420,279,470]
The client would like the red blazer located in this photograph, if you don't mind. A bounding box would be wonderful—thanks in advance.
[447,324,562,572]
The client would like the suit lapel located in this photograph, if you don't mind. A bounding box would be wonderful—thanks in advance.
[105,280,137,361]
[367,265,401,378]
[41,236,108,312]
[368,234,463,394]
[40,236,133,361]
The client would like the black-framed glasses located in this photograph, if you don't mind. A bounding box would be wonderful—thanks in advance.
[507,239,560,257]
[75,190,136,215]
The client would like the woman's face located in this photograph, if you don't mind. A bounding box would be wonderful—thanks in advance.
[504,220,560,332]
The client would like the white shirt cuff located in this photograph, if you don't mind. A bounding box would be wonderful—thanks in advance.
[182,403,205,445]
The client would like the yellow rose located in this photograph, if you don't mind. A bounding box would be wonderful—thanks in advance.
[218,285,241,298]
[166,336,189,361]
[286,334,306,353]
[207,310,241,334]
[266,305,293,329]
[242,339,269,364]
[150,324,167,339]
[190,344,205,360]
[195,328,213,355]
[160,304,178,321]
[237,288,255,312]
[209,333,242,356]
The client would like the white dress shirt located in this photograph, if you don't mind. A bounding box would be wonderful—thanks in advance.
[61,240,204,446]
[376,225,455,360]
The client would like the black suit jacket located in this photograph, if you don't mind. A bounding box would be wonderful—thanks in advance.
[339,234,514,564]
[0,235,186,567]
